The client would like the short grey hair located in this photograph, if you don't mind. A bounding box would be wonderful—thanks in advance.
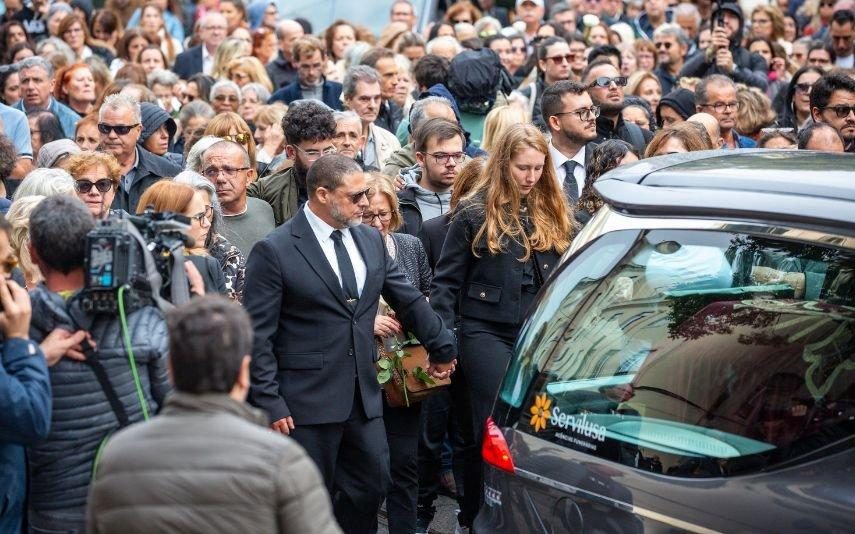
[186,135,223,172]
[653,23,689,46]
[147,69,179,89]
[344,42,373,71]
[549,1,573,18]
[199,11,227,30]
[241,82,271,103]
[343,65,381,99]
[35,37,75,67]
[13,169,75,201]
[211,80,242,104]
[410,96,453,132]
[99,93,142,123]
[426,36,462,56]
[179,100,216,125]
[673,3,701,26]
[695,74,735,105]
[17,56,54,79]
[333,110,362,124]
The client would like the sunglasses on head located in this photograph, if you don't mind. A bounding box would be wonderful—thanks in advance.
[75,178,114,194]
[589,76,628,88]
[221,133,251,144]
[98,123,139,135]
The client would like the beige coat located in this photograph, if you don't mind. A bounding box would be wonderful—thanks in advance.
[368,123,401,170]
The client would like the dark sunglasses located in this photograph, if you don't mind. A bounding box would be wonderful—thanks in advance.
[795,82,813,93]
[589,76,628,88]
[345,187,371,204]
[546,54,574,63]
[824,105,855,119]
[75,178,114,194]
[655,41,673,49]
[98,123,139,135]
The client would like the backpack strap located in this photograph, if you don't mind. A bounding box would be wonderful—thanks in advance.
[82,344,131,428]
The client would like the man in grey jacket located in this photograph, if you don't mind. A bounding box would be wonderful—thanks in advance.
[87,295,341,534]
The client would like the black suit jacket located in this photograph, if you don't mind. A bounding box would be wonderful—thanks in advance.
[244,208,456,425]
[172,45,203,80]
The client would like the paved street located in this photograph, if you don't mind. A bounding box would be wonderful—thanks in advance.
[378,496,459,534]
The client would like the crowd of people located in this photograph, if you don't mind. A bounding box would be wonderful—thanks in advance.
[0,0,853,532]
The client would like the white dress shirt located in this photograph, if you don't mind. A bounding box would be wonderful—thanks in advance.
[549,141,587,195]
[304,203,367,296]
[202,45,214,76]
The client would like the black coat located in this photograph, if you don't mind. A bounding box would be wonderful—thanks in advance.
[269,78,343,110]
[111,147,182,214]
[430,201,561,328]
[266,52,299,90]
[244,208,456,426]
[172,45,203,80]
[420,213,451,271]
[679,46,769,90]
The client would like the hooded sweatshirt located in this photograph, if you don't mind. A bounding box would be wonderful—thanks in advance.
[398,165,452,234]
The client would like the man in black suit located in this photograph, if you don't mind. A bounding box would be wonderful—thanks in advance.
[541,80,600,204]
[172,12,227,79]
[244,155,457,533]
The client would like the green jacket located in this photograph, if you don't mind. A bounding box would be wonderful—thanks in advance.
[247,165,303,226]
[382,143,417,178]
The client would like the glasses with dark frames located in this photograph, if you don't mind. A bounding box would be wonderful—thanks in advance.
[97,123,139,135]
[74,178,114,194]
[589,76,628,88]
[553,105,601,121]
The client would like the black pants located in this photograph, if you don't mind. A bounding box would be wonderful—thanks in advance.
[382,398,421,534]
[456,318,519,526]
[291,388,390,534]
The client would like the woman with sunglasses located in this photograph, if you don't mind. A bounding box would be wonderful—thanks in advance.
[136,180,227,296]
[774,65,825,131]
[430,123,573,528]
[66,151,120,220]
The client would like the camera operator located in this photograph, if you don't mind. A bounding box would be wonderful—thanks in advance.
[679,2,769,91]
[24,195,171,532]
[0,276,51,534]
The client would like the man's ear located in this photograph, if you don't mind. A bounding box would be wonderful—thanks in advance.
[27,241,41,268]
[237,355,250,390]
[547,114,561,133]
[285,144,296,160]
[415,150,426,167]
[810,107,822,124]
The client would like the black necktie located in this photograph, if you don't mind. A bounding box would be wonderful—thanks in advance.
[563,160,579,203]
[330,230,359,304]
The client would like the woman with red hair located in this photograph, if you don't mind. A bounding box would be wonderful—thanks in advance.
[53,63,97,116]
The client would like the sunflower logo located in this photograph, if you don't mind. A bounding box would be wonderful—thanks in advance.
[529,394,551,432]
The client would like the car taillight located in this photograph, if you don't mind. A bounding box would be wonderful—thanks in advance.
[482,416,515,473]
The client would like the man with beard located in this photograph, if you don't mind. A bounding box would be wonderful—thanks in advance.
[201,140,275,257]
[653,24,690,95]
[810,71,855,153]
[517,37,574,131]
[244,154,456,534]
[248,100,337,226]
[694,74,755,148]
[584,59,653,154]
[541,81,599,207]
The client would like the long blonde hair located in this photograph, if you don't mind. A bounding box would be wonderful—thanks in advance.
[472,123,572,260]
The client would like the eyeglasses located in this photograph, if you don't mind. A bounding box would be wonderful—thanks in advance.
[824,105,855,118]
[554,105,601,120]
[98,123,139,135]
[510,46,526,53]
[344,187,371,204]
[589,76,628,88]
[294,145,337,159]
[220,133,251,144]
[795,82,813,94]
[181,93,195,102]
[213,94,239,102]
[546,54,574,63]
[202,166,251,179]
[362,210,393,223]
[74,178,114,194]
[655,41,673,49]
[190,205,214,226]
[819,1,835,6]
[699,101,741,112]
[426,152,465,164]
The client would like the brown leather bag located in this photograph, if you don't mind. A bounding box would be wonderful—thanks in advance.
[377,342,451,407]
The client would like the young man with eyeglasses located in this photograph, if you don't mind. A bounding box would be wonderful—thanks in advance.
[202,140,275,257]
[583,59,653,153]
[98,93,181,213]
[810,71,855,153]
[397,118,465,239]
[694,74,755,148]
[248,100,338,226]
[679,2,769,91]
[541,81,600,207]
[517,36,574,131]
[653,24,690,94]
[269,37,343,111]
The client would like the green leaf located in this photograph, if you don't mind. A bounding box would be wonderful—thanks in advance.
[413,367,436,385]
[377,358,391,370]
[377,369,391,384]
[395,349,406,358]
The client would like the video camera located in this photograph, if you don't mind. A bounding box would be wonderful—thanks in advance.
[81,210,194,314]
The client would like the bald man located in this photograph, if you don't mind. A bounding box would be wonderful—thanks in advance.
[798,122,846,152]
[173,12,228,79]
[687,112,724,148]
[268,19,305,89]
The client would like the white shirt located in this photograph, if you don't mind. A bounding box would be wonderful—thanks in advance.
[548,140,586,195]
[202,45,214,76]
[304,202,367,296]
[836,54,854,69]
